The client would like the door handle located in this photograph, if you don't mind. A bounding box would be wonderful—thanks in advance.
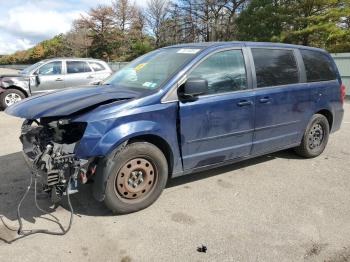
[55,78,63,81]
[87,75,94,79]
[237,100,253,107]
[259,97,271,103]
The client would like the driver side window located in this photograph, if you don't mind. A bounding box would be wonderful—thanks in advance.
[189,50,247,95]
[38,61,62,75]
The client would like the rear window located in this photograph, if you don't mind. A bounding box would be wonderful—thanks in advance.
[89,62,105,72]
[67,61,91,74]
[252,48,299,88]
[300,50,337,82]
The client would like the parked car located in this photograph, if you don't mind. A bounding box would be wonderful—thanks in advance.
[0,58,112,109]
[6,42,345,214]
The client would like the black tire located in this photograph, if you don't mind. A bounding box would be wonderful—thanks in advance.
[0,89,25,109]
[103,142,168,214]
[295,114,330,158]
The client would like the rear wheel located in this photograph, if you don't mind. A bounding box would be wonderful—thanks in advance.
[103,142,168,214]
[295,114,330,158]
[0,89,25,109]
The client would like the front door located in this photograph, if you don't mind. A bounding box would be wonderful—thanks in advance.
[179,49,255,170]
[31,61,64,95]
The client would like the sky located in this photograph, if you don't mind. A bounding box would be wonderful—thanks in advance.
[0,0,148,55]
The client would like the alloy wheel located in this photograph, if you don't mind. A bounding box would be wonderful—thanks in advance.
[4,93,22,106]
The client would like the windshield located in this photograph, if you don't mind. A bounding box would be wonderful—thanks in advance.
[20,61,45,75]
[104,47,202,90]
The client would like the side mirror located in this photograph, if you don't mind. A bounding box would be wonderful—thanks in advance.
[35,75,40,85]
[181,77,208,98]
[32,71,40,85]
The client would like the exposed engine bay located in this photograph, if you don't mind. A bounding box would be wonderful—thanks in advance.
[20,118,94,203]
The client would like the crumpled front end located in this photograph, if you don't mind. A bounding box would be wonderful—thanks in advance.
[0,75,30,93]
[21,118,96,202]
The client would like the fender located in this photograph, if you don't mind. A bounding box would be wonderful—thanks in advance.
[76,120,173,156]
[0,77,30,96]
[97,120,167,155]
[88,120,180,201]
[6,85,29,97]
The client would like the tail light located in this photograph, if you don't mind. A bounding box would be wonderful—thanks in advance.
[340,83,346,104]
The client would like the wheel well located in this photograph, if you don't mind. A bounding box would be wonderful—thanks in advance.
[316,109,333,130]
[128,135,174,176]
[7,86,28,97]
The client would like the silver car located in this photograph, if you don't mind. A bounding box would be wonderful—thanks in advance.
[0,58,112,109]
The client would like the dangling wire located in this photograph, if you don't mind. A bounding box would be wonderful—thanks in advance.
[2,169,75,244]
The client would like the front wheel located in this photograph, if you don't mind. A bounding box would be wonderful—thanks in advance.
[295,114,330,158]
[103,142,168,214]
[0,89,25,109]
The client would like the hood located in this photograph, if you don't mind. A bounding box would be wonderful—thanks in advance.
[0,74,21,78]
[5,85,142,119]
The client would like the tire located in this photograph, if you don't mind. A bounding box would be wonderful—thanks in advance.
[103,142,168,214]
[295,114,330,158]
[0,89,25,109]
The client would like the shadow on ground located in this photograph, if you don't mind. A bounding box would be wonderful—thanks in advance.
[0,149,302,243]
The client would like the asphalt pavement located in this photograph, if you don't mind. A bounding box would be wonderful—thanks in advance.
[0,71,350,261]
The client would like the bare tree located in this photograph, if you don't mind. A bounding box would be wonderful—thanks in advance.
[146,0,170,47]
[78,5,116,37]
[174,0,249,42]
[130,6,147,39]
[65,21,92,57]
[77,5,118,59]
[113,0,136,32]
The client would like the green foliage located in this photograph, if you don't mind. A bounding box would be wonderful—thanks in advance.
[237,0,350,52]
[236,0,286,42]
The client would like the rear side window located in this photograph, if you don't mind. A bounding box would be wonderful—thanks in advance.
[252,48,299,88]
[67,61,92,74]
[300,50,336,82]
[89,62,105,72]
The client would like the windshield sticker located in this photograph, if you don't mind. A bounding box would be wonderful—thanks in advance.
[177,48,200,54]
[134,63,147,72]
[142,82,157,89]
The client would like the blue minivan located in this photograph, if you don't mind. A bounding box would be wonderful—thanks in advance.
[6,42,345,214]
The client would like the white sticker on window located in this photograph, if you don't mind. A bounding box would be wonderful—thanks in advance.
[143,82,158,89]
[142,82,152,87]
[177,48,200,54]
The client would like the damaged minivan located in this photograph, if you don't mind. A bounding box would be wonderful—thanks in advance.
[6,42,345,214]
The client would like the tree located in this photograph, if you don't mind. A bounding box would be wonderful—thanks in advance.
[65,21,92,57]
[146,0,170,47]
[77,5,119,59]
[236,0,285,42]
[2,0,349,65]
[29,44,45,61]
[113,0,135,32]
[236,0,350,52]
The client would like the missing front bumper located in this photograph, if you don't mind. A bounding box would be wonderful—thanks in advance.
[20,119,91,201]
